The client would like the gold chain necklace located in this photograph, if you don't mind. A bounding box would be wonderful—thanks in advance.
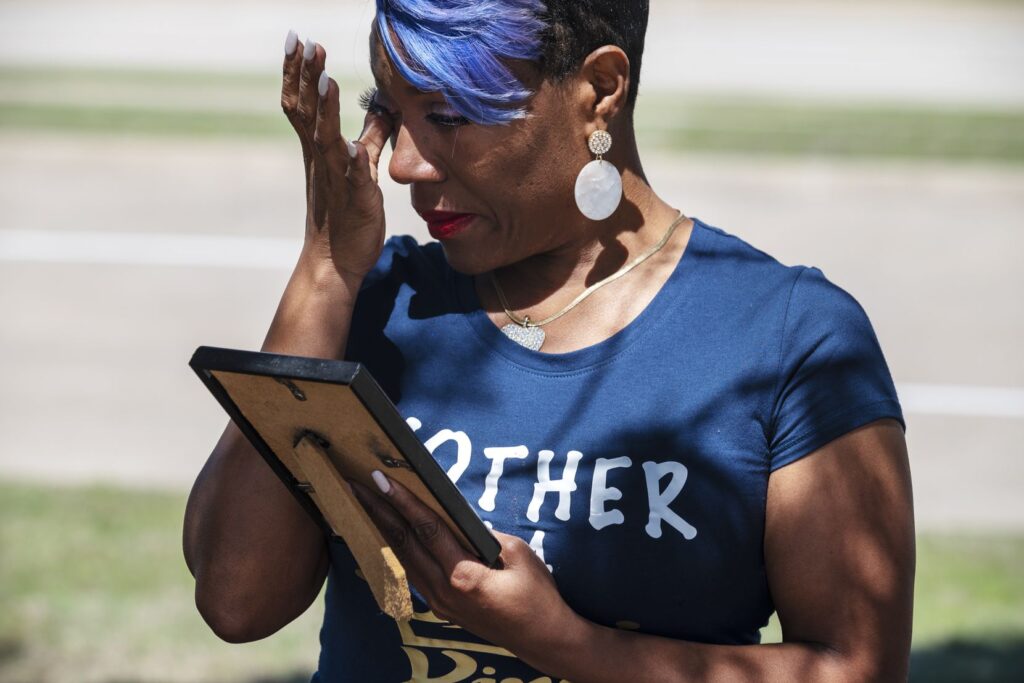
[488,211,687,351]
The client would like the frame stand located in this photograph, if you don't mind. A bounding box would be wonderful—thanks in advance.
[293,432,413,621]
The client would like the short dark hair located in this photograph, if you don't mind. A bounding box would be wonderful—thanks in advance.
[538,0,650,110]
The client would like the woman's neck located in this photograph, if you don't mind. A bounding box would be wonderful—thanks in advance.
[485,161,684,312]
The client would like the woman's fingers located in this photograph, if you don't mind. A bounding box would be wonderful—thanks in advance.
[489,530,531,569]
[281,30,311,187]
[368,472,477,576]
[282,34,387,278]
[281,30,302,113]
[345,124,385,227]
[296,39,325,135]
[354,109,394,186]
[349,480,445,593]
[313,72,351,205]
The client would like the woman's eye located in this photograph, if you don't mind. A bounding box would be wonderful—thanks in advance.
[360,87,468,128]
[426,112,471,128]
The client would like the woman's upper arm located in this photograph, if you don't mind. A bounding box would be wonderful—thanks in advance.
[764,417,915,681]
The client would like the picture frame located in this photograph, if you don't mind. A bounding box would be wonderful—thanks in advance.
[188,345,501,568]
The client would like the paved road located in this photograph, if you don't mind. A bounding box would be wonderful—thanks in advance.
[1,0,1022,107]
[1,130,1022,530]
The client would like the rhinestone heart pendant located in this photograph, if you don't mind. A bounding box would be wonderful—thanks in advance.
[501,323,545,351]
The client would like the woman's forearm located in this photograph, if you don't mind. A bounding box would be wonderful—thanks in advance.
[259,248,366,358]
[536,615,869,683]
[183,253,365,641]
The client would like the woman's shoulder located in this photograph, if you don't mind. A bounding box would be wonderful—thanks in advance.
[692,217,871,312]
[688,216,823,311]
[689,217,884,377]
[691,217,803,281]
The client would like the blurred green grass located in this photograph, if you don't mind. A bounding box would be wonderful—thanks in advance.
[0,480,323,683]
[1,479,1023,682]
[1,66,1023,162]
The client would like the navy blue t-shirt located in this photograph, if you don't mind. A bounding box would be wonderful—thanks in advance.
[312,217,905,682]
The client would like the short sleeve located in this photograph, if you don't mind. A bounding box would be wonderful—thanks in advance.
[767,266,905,471]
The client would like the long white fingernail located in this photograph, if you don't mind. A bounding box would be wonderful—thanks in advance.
[371,470,390,494]
[318,71,329,97]
[303,38,316,61]
[346,139,358,158]
[284,29,298,55]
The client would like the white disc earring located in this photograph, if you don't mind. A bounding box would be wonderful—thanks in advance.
[574,129,623,221]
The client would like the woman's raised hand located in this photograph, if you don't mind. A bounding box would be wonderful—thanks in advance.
[281,31,394,284]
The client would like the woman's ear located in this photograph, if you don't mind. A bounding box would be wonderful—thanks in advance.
[577,45,631,125]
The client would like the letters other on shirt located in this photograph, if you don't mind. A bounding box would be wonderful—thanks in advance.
[406,417,698,544]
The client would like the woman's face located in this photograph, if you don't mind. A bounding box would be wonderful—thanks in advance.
[366,28,592,275]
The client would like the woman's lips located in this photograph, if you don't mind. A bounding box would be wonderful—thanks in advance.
[421,211,476,240]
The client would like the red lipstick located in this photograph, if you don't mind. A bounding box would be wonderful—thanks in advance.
[420,210,476,240]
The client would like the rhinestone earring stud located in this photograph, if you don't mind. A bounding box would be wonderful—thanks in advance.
[574,129,622,221]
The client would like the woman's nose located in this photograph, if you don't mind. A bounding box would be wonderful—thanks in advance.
[387,125,444,185]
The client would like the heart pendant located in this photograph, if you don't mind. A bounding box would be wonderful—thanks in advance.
[501,323,545,351]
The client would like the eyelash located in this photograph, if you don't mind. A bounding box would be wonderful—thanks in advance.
[357,86,470,129]
[357,87,384,114]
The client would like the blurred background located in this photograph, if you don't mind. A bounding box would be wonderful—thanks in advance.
[1,0,1022,681]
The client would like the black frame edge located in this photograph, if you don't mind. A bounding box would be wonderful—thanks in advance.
[187,346,338,540]
[348,366,502,567]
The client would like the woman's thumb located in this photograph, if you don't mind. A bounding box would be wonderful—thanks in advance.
[353,110,392,184]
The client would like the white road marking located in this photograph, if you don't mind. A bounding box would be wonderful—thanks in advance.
[3,228,1023,419]
[897,384,1024,419]
[0,228,300,269]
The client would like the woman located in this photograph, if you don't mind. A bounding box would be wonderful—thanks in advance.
[183,1,915,681]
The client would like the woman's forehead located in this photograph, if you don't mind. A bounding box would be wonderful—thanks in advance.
[367,23,392,85]
[368,20,418,95]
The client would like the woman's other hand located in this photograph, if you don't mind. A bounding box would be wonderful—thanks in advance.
[281,33,394,283]
[349,474,586,671]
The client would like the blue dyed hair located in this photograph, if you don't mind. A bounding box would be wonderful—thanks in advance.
[375,0,548,126]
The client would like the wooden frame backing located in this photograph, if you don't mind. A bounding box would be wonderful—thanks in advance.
[188,346,501,569]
